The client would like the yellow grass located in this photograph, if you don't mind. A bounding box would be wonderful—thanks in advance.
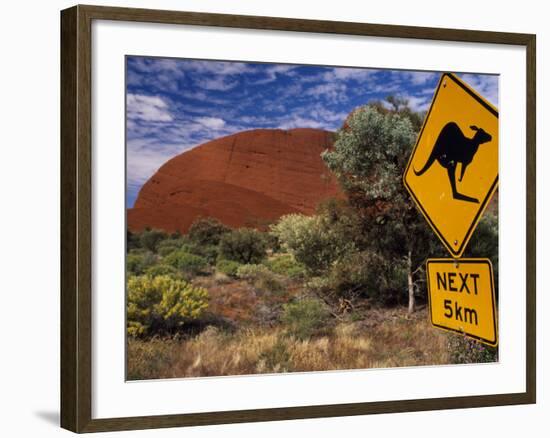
[127,309,451,380]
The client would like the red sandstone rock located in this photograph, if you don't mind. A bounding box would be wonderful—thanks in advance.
[127,128,345,233]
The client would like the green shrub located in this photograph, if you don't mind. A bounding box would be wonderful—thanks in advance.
[281,298,331,340]
[236,263,271,280]
[164,250,207,276]
[256,274,284,294]
[157,238,187,257]
[447,334,498,364]
[236,264,284,294]
[265,254,306,279]
[140,229,169,253]
[270,214,353,275]
[127,275,209,337]
[219,228,267,264]
[188,217,230,246]
[327,250,407,304]
[126,251,156,275]
[127,230,142,251]
[187,243,219,265]
[215,259,242,278]
[145,264,178,277]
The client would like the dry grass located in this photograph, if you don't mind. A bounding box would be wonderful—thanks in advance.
[127,308,451,380]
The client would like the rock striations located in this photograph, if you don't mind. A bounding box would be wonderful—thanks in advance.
[128,128,345,233]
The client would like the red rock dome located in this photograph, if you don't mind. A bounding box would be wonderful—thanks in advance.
[127,128,345,233]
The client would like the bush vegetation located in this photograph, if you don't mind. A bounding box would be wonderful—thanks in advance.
[264,254,306,279]
[164,250,208,276]
[126,251,156,275]
[281,298,331,340]
[127,275,209,337]
[139,229,169,253]
[219,228,267,264]
[188,217,230,246]
[215,258,242,278]
[236,263,284,294]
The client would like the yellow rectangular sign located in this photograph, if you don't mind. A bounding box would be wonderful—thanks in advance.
[426,258,497,346]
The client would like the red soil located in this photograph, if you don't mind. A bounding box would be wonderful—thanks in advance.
[127,128,345,233]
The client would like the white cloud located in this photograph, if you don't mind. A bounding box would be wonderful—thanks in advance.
[278,116,326,130]
[252,65,298,84]
[195,76,239,91]
[305,82,348,102]
[127,94,173,122]
[196,117,226,129]
[460,74,499,107]
[379,94,432,112]
[407,71,438,85]
[323,67,376,82]
[187,60,256,76]
[403,95,431,112]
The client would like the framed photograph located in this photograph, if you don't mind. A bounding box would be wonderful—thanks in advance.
[60,4,536,433]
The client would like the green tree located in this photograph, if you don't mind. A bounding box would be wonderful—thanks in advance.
[322,103,441,313]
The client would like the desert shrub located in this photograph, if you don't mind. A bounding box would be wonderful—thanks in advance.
[236,263,271,280]
[215,259,242,278]
[126,251,157,275]
[127,230,142,251]
[219,228,267,264]
[157,238,187,257]
[281,298,331,340]
[262,232,281,253]
[326,251,408,305]
[447,334,498,364]
[188,217,230,246]
[236,264,283,294]
[164,250,208,276]
[145,264,178,277]
[270,214,354,275]
[187,243,219,265]
[264,254,306,279]
[139,229,169,253]
[255,272,284,294]
[127,275,209,337]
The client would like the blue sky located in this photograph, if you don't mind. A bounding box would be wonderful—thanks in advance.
[126,56,498,208]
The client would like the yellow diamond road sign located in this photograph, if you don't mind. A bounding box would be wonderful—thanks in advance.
[426,258,497,346]
[404,73,498,257]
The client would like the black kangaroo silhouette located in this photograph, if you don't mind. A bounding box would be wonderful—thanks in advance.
[414,122,492,203]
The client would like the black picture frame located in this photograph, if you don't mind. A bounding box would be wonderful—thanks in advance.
[61,4,536,433]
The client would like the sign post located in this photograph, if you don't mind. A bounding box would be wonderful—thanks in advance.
[403,73,499,345]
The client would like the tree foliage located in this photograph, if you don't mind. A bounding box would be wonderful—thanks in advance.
[322,103,442,310]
